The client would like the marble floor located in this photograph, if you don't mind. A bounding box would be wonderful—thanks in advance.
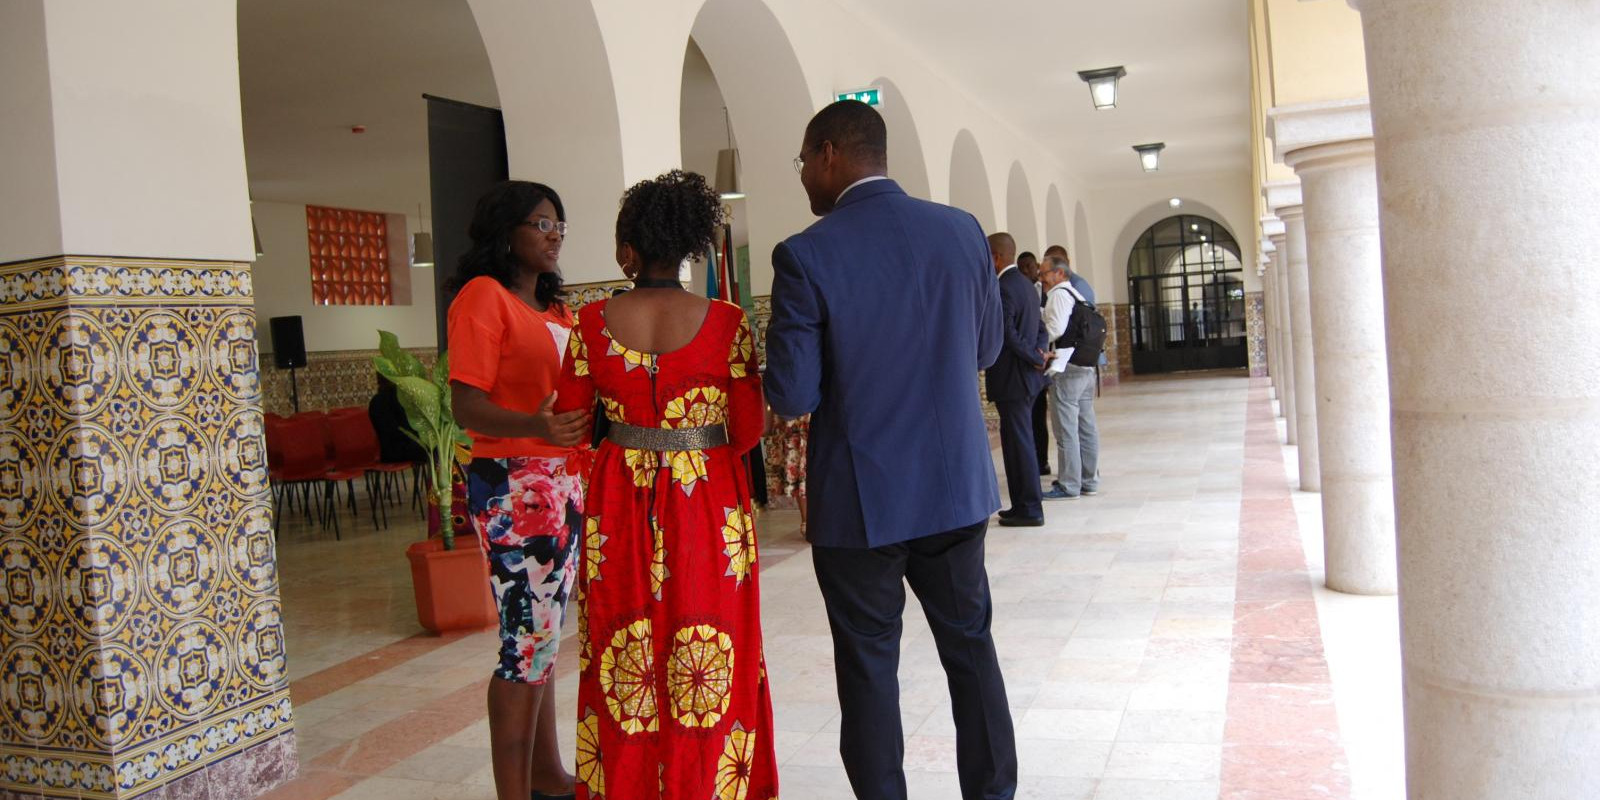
[258,373,1405,800]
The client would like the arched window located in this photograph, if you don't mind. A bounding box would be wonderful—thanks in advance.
[1126,215,1248,374]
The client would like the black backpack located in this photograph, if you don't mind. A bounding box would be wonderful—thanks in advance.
[1058,291,1107,366]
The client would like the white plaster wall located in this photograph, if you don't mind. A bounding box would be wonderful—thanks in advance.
[43,1,253,261]
[250,201,439,353]
[582,0,1087,291]
[0,1,63,262]
[1088,171,1259,303]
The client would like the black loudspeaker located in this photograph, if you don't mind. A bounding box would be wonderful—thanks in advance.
[269,316,307,369]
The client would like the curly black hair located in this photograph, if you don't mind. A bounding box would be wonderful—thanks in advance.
[615,170,725,275]
[445,180,567,305]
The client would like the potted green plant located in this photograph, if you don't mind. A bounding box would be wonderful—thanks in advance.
[374,331,496,633]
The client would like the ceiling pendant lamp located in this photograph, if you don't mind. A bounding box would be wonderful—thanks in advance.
[714,107,746,200]
[1133,142,1166,172]
[411,202,434,268]
[1076,66,1127,110]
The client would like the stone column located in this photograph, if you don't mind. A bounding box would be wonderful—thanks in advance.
[1273,100,1396,595]
[1279,206,1319,490]
[1258,247,1278,400]
[1265,183,1308,455]
[1348,0,1600,796]
[0,4,295,799]
[1269,234,1295,442]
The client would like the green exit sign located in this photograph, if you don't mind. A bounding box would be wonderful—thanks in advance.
[836,88,882,107]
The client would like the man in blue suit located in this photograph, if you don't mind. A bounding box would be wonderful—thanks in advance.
[766,100,1018,800]
[986,232,1050,526]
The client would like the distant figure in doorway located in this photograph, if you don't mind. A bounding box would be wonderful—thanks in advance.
[986,231,1049,528]
[1017,251,1051,476]
[767,99,1017,800]
[446,180,591,800]
[777,415,811,535]
[1039,255,1102,500]
[554,169,778,800]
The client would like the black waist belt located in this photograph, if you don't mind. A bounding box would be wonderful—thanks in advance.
[606,422,729,451]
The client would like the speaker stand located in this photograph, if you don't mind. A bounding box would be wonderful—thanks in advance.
[289,367,301,413]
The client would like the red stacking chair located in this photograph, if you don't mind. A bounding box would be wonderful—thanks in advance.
[271,414,339,538]
[320,408,378,536]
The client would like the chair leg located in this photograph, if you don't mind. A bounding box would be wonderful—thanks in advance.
[365,473,383,530]
[326,482,341,540]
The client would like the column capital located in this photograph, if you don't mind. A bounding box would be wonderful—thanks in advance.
[1260,216,1286,238]
[1268,98,1373,164]
[1262,180,1302,215]
[1278,204,1306,223]
[1260,237,1278,255]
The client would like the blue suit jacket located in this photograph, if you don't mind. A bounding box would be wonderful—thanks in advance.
[984,267,1049,403]
[766,179,1003,549]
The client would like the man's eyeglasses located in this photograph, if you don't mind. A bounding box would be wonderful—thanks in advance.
[519,219,569,236]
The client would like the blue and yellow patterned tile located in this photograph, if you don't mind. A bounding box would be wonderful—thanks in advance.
[0,256,292,799]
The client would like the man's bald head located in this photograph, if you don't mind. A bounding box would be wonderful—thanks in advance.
[988,232,1017,273]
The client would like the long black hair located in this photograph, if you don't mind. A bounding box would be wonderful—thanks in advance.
[615,170,724,274]
[445,180,567,306]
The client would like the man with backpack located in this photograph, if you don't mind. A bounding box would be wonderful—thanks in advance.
[1038,255,1104,500]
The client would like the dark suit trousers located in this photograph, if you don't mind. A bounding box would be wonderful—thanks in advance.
[1031,391,1050,471]
[812,522,1018,800]
[995,393,1043,518]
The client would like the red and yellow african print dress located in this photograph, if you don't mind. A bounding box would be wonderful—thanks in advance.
[555,299,778,800]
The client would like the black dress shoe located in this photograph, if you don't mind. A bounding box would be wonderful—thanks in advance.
[1040,464,1052,475]
[531,791,576,800]
[997,507,1021,519]
[998,515,1044,527]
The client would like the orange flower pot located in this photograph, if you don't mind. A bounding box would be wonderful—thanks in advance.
[406,537,498,633]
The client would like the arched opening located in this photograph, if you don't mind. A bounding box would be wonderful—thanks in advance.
[1005,162,1040,253]
[949,129,996,232]
[467,0,627,287]
[874,76,932,199]
[687,0,816,296]
[1045,186,1069,254]
[1126,215,1248,374]
[1072,200,1094,280]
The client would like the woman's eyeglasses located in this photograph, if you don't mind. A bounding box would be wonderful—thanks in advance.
[519,219,569,236]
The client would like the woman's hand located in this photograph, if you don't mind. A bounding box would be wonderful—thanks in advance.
[452,382,591,446]
[531,392,591,447]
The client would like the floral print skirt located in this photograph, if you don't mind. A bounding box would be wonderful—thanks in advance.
[466,455,583,685]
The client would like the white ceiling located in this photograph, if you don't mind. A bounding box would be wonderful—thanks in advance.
[238,0,496,214]
[238,0,1251,215]
[835,0,1253,184]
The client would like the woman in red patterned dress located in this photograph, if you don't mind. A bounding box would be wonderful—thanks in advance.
[555,170,777,800]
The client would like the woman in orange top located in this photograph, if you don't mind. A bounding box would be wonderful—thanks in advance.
[447,180,590,800]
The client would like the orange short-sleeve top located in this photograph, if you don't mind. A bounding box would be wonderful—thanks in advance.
[447,275,575,459]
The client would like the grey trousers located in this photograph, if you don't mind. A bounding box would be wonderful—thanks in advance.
[1050,364,1100,494]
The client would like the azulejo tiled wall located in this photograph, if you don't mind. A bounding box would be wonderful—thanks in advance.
[0,257,294,799]
[260,348,436,417]
[1246,291,1267,377]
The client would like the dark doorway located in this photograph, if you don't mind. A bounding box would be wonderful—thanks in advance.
[426,94,508,350]
[1126,215,1248,374]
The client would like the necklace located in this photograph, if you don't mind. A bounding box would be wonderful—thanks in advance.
[632,277,683,289]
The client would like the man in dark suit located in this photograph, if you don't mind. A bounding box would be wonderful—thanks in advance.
[766,100,1018,800]
[985,232,1049,527]
[1016,251,1051,476]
